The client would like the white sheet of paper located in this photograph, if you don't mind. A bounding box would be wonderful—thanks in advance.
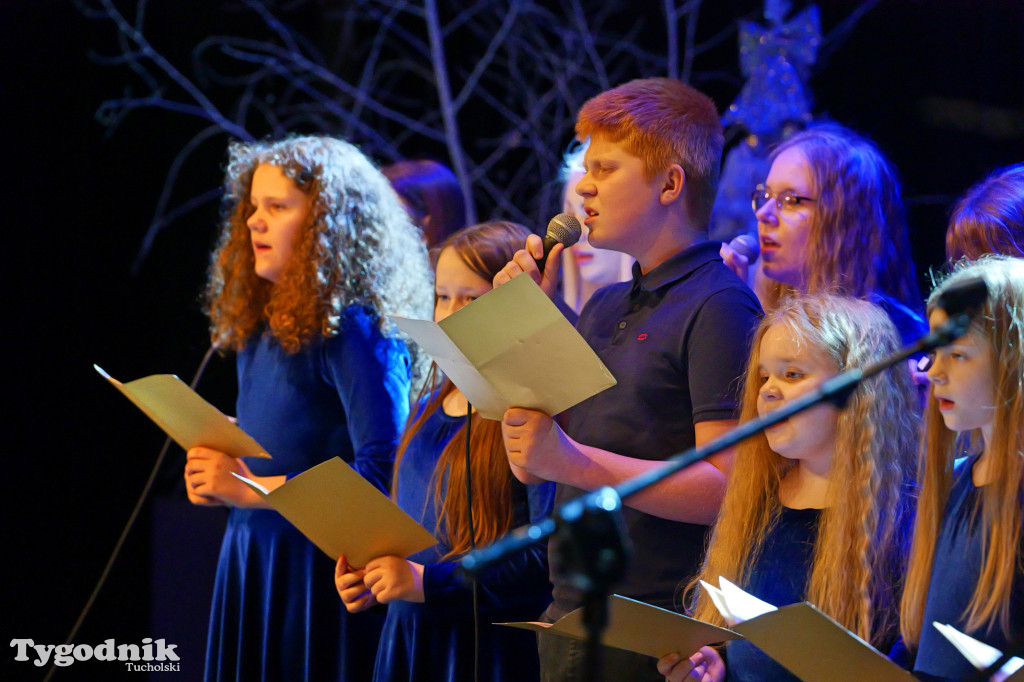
[933,622,1024,677]
[232,457,436,568]
[95,364,271,458]
[234,472,270,495]
[702,577,777,625]
[391,274,616,420]
[700,580,737,626]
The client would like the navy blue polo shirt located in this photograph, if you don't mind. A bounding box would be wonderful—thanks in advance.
[549,240,763,616]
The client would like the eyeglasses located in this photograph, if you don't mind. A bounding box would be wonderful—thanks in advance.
[751,184,817,212]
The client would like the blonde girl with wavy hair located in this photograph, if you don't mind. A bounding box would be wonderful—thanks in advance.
[901,257,1024,680]
[659,294,918,682]
[183,135,432,682]
[335,220,555,682]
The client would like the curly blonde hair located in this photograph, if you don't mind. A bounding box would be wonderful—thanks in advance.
[205,135,432,355]
[902,257,1024,644]
[688,294,919,647]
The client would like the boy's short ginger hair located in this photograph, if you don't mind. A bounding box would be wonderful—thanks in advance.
[575,77,724,225]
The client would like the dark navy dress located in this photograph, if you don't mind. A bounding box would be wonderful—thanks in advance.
[373,404,555,682]
[724,506,820,682]
[870,291,927,349]
[204,306,412,682]
[913,455,1024,681]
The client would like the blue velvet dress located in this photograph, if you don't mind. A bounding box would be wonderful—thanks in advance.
[912,455,1024,681]
[203,306,412,682]
[724,506,820,682]
[725,501,913,681]
[373,404,555,682]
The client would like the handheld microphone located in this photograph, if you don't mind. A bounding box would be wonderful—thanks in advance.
[730,233,760,262]
[536,213,582,273]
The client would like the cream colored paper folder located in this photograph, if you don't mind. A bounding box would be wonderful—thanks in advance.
[95,365,270,458]
[734,603,915,682]
[235,457,437,568]
[497,595,739,660]
[390,273,616,421]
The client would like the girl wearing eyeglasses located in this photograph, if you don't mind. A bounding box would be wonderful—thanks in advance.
[724,124,926,346]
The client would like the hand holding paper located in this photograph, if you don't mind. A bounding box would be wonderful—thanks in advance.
[335,557,375,613]
[362,556,426,604]
[185,446,282,508]
[501,407,586,484]
[658,647,726,682]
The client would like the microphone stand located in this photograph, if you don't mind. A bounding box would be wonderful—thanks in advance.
[462,308,978,682]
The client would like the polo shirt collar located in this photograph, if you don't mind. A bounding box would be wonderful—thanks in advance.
[630,240,723,295]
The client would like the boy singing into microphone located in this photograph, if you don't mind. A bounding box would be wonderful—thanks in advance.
[494,77,762,681]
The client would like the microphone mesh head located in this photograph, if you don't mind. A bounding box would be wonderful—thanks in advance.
[546,213,583,247]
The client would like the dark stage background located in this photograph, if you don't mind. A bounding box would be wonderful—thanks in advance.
[4,1,1023,679]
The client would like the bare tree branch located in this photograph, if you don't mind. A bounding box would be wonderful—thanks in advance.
[83,0,882,263]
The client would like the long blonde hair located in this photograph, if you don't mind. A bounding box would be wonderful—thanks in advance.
[689,294,919,646]
[901,257,1024,643]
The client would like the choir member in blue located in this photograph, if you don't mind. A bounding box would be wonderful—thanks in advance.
[658,294,919,682]
[721,124,926,346]
[182,135,432,682]
[335,220,556,682]
[901,258,1024,681]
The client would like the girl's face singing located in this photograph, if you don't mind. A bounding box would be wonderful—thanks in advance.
[757,322,840,472]
[247,163,311,284]
[926,308,996,434]
[434,247,493,323]
[756,146,817,290]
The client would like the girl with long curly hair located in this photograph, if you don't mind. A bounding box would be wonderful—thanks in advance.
[901,258,1024,680]
[182,135,432,682]
[335,221,555,682]
[658,294,919,682]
